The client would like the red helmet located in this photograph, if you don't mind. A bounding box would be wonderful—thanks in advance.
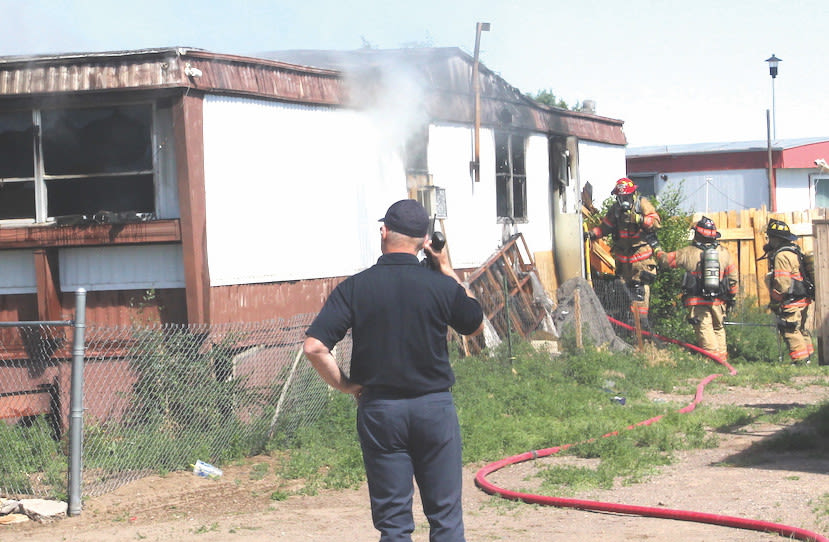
[693,216,721,239]
[612,177,637,195]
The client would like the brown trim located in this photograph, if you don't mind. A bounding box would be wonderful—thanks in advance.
[0,219,181,249]
[33,248,62,321]
[173,93,210,324]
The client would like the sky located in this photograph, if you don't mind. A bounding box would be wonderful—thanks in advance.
[1,0,827,148]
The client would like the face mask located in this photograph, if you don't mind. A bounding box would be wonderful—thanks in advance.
[617,195,633,211]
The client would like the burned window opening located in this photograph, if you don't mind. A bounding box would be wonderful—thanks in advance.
[0,181,36,220]
[0,111,35,179]
[42,105,152,176]
[495,132,527,222]
[0,104,156,223]
[46,175,154,218]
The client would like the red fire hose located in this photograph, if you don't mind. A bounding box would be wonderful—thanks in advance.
[474,316,828,542]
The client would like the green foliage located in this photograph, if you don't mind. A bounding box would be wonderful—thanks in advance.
[528,89,580,111]
[725,298,783,363]
[84,327,275,475]
[0,417,66,499]
[647,184,695,340]
[269,392,364,493]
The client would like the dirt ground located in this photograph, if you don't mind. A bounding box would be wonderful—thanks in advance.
[4,378,828,542]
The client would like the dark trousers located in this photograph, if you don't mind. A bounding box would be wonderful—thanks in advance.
[357,391,465,542]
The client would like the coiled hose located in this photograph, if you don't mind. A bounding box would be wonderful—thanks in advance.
[474,316,828,542]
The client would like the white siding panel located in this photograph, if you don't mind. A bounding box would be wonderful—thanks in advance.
[661,169,768,213]
[520,134,553,253]
[577,141,628,207]
[0,250,37,294]
[202,96,404,286]
[59,245,185,292]
[775,168,811,212]
[428,124,502,269]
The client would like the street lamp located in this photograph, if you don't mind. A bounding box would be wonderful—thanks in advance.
[765,54,782,139]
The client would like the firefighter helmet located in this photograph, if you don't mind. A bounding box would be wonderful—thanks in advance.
[611,177,637,195]
[693,216,721,240]
[766,218,797,241]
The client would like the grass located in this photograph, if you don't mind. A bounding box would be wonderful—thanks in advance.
[268,332,828,500]
[2,316,824,506]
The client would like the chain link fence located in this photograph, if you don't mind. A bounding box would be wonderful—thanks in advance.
[1,276,640,506]
[0,314,355,501]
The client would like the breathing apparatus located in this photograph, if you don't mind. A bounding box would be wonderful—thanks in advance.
[611,178,637,211]
[692,216,722,298]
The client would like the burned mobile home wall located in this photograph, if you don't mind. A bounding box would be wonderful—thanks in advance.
[267,48,627,293]
[0,46,627,330]
[0,48,349,328]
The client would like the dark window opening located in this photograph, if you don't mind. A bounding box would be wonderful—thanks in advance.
[0,181,36,219]
[46,175,154,217]
[495,132,527,221]
[404,125,429,175]
[630,175,656,197]
[42,105,152,175]
[0,104,155,223]
[0,112,35,179]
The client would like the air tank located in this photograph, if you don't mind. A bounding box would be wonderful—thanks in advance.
[701,246,720,297]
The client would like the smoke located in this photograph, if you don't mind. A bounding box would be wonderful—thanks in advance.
[342,56,429,159]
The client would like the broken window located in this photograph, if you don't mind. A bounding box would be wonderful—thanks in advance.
[495,132,527,221]
[0,104,155,223]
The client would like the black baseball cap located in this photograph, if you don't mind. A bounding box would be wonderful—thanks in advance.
[379,199,429,237]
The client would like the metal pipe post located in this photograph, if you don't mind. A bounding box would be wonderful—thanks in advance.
[68,288,87,516]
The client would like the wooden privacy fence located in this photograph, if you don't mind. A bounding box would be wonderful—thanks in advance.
[690,207,827,308]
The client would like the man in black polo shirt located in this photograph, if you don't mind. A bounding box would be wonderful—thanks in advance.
[304,199,483,542]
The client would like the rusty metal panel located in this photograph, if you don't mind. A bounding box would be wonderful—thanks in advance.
[208,278,345,325]
[0,48,346,106]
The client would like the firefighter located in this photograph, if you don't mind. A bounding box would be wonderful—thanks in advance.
[587,178,661,328]
[762,219,815,364]
[649,216,738,362]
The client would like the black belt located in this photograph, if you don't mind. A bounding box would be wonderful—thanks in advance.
[362,388,450,400]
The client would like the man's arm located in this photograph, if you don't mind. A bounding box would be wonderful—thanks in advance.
[303,337,362,396]
[424,239,485,335]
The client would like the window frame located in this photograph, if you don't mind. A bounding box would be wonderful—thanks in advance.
[495,131,528,223]
[812,174,829,208]
[0,102,158,225]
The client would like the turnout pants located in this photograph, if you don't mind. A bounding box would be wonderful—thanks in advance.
[777,307,813,362]
[357,391,465,542]
[689,304,727,361]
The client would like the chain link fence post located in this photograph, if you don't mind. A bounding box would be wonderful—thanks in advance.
[68,288,87,516]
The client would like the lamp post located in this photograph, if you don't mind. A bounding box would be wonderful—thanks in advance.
[765,54,782,139]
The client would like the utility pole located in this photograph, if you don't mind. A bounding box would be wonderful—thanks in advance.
[470,22,490,182]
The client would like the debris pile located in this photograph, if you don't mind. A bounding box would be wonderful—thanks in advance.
[0,498,67,524]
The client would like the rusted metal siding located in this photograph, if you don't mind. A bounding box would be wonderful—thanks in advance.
[0,220,181,250]
[208,278,345,324]
[65,289,188,326]
[0,48,346,106]
[0,288,185,331]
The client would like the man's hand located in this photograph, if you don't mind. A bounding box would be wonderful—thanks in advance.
[424,237,452,275]
[303,337,363,397]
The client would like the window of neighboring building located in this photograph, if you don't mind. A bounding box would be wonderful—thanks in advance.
[0,104,154,223]
[629,174,656,197]
[495,132,527,222]
[815,176,829,208]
